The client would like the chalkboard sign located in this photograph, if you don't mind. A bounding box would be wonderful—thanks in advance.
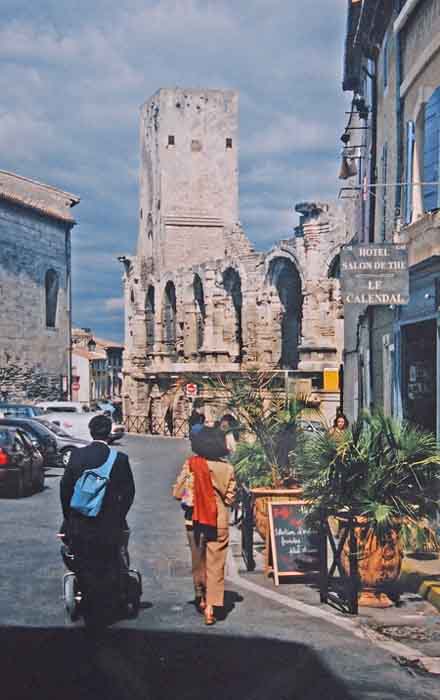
[267,501,320,585]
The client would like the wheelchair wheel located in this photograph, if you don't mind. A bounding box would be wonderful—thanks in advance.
[126,571,142,618]
[64,574,80,622]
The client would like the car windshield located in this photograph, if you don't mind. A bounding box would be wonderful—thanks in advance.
[45,406,79,413]
[40,420,72,438]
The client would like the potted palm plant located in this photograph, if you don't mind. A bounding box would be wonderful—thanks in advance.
[296,411,440,607]
[206,371,315,538]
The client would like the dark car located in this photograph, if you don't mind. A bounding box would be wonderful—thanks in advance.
[0,427,45,497]
[0,403,45,419]
[0,418,58,467]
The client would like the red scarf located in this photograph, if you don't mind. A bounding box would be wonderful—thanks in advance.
[189,455,217,536]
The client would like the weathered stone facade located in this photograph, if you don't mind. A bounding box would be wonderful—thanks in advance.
[0,171,79,401]
[122,89,348,435]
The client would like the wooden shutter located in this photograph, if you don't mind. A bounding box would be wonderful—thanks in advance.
[404,121,415,225]
[423,87,440,212]
[381,143,388,241]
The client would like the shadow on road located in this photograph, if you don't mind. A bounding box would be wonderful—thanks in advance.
[2,625,355,700]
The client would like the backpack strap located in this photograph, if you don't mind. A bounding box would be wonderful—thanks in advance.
[95,447,118,479]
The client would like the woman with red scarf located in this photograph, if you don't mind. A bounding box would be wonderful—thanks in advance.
[173,427,236,625]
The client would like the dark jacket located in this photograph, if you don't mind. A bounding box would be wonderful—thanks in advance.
[60,441,135,542]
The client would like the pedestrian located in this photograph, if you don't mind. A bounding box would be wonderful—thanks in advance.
[60,414,135,559]
[189,409,205,435]
[173,426,236,625]
[329,412,349,440]
[219,413,238,455]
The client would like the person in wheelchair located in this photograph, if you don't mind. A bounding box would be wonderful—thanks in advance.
[60,414,135,579]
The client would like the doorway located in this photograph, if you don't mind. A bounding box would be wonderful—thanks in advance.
[402,320,436,434]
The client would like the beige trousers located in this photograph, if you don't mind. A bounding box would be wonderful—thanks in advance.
[186,528,229,607]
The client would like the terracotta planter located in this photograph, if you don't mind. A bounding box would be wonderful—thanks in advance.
[341,519,403,608]
[251,487,303,540]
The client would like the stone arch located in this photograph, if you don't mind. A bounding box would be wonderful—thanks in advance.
[45,269,59,328]
[193,273,206,350]
[145,285,155,350]
[163,280,177,352]
[328,254,340,279]
[267,257,302,369]
[222,267,243,361]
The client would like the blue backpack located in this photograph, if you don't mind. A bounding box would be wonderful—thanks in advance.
[70,448,118,518]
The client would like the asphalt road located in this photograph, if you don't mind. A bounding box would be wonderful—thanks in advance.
[1,435,439,700]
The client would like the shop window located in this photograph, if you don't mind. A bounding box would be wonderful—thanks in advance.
[423,87,440,212]
[402,320,437,435]
[45,269,59,328]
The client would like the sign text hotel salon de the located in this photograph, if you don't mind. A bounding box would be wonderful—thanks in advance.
[340,244,409,305]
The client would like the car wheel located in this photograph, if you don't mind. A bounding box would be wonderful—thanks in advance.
[60,448,73,468]
[13,472,25,499]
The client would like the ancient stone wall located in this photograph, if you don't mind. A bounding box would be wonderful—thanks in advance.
[0,199,72,401]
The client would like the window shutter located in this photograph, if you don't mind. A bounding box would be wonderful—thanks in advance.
[423,87,440,212]
[381,142,388,241]
[404,121,415,225]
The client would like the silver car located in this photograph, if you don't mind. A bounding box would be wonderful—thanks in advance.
[36,419,90,467]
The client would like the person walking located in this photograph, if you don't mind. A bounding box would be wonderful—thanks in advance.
[173,426,236,625]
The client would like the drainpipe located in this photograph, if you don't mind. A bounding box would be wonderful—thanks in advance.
[66,227,73,401]
[394,1,403,225]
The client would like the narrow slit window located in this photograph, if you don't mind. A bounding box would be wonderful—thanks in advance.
[168,135,175,146]
[226,138,233,149]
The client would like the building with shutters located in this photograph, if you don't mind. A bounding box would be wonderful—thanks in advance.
[341,0,440,439]
[120,88,349,436]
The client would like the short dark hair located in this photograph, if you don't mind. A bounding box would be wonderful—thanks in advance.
[190,426,229,460]
[89,414,112,440]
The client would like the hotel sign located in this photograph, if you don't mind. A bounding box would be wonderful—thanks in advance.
[340,244,409,305]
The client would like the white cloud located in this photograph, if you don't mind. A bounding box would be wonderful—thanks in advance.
[0,1,349,340]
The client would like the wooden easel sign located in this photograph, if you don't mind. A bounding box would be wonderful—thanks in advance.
[266,501,319,586]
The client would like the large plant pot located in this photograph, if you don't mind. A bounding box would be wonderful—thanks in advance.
[341,519,403,608]
[251,487,303,540]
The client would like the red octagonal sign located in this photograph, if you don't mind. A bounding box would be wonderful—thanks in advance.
[185,383,198,398]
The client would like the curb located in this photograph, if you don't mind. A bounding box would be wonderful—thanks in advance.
[398,558,440,612]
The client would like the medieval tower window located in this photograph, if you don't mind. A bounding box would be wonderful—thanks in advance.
[45,269,59,328]
[145,286,155,350]
[193,274,206,350]
[268,258,302,369]
[226,138,232,149]
[222,268,243,360]
[163,281,177,352]
[168,135,175,146]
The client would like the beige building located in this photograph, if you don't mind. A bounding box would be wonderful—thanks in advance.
[121,88,349,435]
[72,328,123,405]
[0,170,79,402]
[342,0,440,438]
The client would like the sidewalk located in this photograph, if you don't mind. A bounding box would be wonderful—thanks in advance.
[228,522,440,665]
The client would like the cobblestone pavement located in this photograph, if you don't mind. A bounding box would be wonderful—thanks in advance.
[1,435,440,700]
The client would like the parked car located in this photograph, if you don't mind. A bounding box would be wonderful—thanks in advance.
[0,418,58,467]
[36,401,125,443]
[0,403,45,419]
[0,426,45,497]
[36,419,90,467]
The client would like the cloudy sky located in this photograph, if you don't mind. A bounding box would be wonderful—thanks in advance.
[1,0,349,341]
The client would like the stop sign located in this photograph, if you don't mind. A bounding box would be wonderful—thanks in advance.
[185,383,198,398]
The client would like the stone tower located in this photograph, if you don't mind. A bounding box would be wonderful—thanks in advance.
[138,88,239,272]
